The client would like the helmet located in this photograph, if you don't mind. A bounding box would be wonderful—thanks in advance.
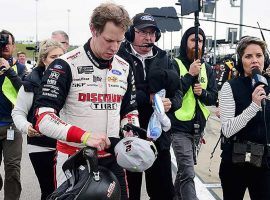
[114,137,158,172]
[48,147,121,200]
[77,166,121,200]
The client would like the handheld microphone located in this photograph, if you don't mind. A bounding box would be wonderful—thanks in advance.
[252,67,268,106]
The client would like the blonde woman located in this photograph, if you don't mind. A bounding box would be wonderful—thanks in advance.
[12,39,65,200]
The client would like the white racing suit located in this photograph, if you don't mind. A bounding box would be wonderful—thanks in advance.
[34,40,138,197]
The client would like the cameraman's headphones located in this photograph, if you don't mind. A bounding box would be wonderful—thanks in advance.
[125,25,161,43]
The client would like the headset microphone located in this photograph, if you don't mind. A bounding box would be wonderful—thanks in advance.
[132,43,154,48]
[252,67,268,106]
[125,39,154,48]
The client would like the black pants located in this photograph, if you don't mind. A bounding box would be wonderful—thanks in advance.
[127,149,174,200]
[219,159,270,200]
[0,124,22,200]
[29,150,56,200]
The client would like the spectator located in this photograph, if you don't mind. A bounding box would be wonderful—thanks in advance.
[170,27,218,200]
[12,39,65,200]
[33,3,137,200]
[17,51,33,73]
[0,29,26,200]
[51,30,69,52]
[16,51,26,65]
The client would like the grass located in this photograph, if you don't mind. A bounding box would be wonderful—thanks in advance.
[14,43,78,60]
[14,43,36,60]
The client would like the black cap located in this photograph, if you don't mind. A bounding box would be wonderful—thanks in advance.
[132,13,158,30]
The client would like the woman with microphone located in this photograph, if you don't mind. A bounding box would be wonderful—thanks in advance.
[219,36,270,200]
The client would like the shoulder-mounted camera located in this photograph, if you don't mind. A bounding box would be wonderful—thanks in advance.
[0,34,9,48]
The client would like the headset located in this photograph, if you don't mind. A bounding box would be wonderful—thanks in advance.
[125,25,161,43]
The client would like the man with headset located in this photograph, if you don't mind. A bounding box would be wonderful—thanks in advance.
[118,13,179,200]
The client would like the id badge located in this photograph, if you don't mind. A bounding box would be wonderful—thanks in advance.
[7,127,15,141]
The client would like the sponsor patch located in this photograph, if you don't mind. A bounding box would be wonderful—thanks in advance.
[53,64,62,70]
[108,76,118,82]
[42,92,57,98]
[48,113,68,125]
[49,71,60,80]
[73,77,89,81]
[107,181,116,198]
[111,69,122,76]
[141,15,155,21]
[93,75,102,82]
[72,82,86,88]
[90,103,117,110]
[78,93,122,103]
[77,66,94,74]
[47,79,57,85]
[115,56,129,67]
[67,51,81,60]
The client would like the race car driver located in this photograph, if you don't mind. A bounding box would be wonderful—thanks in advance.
[33,3,138,200]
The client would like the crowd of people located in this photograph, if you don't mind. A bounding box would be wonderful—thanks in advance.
[0,2,269,200]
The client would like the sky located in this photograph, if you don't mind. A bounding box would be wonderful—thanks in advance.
[1,0,270,52]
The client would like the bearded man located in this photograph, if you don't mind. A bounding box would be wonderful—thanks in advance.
[169,27,218,200]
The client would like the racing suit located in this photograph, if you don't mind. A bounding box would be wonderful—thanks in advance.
[34,39,138,200]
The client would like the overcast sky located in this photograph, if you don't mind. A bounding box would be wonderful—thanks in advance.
[1,0,270,50]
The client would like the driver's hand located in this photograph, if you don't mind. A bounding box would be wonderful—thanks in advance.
[123,130,134,137]
[81,132,111,151]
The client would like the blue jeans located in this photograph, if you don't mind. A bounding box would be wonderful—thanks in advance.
[171,132,198,200]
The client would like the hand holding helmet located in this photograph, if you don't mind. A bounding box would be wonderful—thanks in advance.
[81,132,111,151]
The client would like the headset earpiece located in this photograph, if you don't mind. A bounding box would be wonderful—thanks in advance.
[155,29,161,42]
[264,53,269,69]
[125,25,135,43]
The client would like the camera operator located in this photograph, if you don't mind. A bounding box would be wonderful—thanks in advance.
[0,29,26,200]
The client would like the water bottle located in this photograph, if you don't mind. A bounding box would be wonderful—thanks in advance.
[153,94,171,132]
[156,89,166,98]
[147,113,162,140]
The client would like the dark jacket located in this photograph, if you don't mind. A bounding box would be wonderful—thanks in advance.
[170,27,218,134]
[118,41,182,151]
[23,66,56,148]
[221,76,270,166]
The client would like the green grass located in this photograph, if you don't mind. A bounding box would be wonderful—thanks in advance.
[14,43,36,59]
[14,43,78,60]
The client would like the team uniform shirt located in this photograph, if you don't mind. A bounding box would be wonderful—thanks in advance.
[34,40,138,155]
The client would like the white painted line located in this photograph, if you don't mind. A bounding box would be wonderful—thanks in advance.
[204,183,222,188]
